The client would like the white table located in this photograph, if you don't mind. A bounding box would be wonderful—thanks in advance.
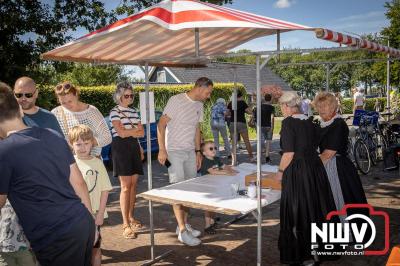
[138,163,281,215]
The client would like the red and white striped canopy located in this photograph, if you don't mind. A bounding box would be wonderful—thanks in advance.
[315,28,400,57]
[41,0,311,65]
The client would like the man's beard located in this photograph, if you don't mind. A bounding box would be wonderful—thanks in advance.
[21,102,35,110]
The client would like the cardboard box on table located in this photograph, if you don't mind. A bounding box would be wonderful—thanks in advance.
[245,172,282,190]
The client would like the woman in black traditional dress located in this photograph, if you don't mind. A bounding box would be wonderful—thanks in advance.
[273,92,338,265]
[314,92,368,221]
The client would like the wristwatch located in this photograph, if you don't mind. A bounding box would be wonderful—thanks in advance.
[195,150,201,153]
[278,168,284,173]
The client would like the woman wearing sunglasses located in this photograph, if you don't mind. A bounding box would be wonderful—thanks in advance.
[51,82,112,157]
[109,82,145,239]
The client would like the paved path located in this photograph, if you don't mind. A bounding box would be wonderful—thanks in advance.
[100,140,400,265]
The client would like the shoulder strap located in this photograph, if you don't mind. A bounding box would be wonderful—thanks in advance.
[116,107,137,128]
[60,107,69,134]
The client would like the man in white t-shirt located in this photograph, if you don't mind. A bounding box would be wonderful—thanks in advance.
[158,77,213,246]
[353,87,365,111]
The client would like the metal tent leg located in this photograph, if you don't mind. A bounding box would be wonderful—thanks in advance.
[142,62,172,265]
[256,55,262,266]
[232,69,238,166]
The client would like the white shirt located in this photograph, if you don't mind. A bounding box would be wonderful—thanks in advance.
[354,92,365,107]
[52,105,112,156]
[163,93,203,151]
[109,105,140,138]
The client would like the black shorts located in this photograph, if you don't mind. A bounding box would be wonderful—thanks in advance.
[112,136,144,177]
[34,210,95,266]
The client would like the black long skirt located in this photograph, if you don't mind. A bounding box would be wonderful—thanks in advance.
[111,136,144,177]
[279,154,338,264]
[336,156,368,205]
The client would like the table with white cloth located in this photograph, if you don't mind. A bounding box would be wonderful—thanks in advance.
[138,163,281,215]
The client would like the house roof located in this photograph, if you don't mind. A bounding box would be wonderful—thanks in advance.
[165,61,292,94]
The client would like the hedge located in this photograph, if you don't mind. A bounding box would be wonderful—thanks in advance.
[35,84,389,140]
[36,83,247,139]
[341,97,387,114]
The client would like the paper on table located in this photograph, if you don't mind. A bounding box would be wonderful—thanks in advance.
[141,163,281,214]
[139,91,155,124]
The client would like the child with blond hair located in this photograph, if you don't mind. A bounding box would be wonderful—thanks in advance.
[68,125,112,266]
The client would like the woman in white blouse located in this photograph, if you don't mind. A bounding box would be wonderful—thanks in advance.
[52,82,112,157]
[109,82,144,239]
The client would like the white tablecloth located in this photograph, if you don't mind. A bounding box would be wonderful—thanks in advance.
[141,163,281,214]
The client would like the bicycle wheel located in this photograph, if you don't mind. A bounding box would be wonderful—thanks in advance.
[347,137,355,162]
[374,132,388,161]
[367,135,378,166]
[354,139,371,175]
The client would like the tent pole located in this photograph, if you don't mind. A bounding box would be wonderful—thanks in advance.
[195,28,200,57]
[142,63,173,266]
[233,68,238,166]
[256,55,262,266]
[325,64,330,91]
[386,40,390,112]
[277,30,281,63]
[145,62,155,260]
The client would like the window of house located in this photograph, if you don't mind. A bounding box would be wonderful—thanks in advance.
[157,71,166,82]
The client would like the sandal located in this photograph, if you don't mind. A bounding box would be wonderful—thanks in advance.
[129,218,143,229]
[211,218,222,229]
[204,225,217,235]
[122,224,137,239]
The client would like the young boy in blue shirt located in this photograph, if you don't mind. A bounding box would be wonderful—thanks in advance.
[199,141,237,234]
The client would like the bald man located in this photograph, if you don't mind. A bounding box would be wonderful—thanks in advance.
[14,77,63,135]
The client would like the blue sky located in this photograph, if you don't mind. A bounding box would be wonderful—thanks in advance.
[71,0,390,78]
[227,0,389,51]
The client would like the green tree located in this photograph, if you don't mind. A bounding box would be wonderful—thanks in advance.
[0,0,112,85]
[34,63,134,86]
[381,0,400,88]
[0,0,231,86]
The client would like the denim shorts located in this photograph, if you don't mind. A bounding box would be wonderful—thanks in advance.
[229,122,248,134]
[261,127,273,141]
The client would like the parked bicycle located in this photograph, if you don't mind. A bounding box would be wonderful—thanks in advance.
[350,111,388,175]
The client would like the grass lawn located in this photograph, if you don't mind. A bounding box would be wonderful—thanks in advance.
[248,117,282,140]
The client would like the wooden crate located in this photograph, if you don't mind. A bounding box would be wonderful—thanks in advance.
[245,172,282,190]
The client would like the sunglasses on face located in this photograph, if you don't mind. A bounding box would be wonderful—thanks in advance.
[123,94,134,99]
[209,147,216,151]
[55,83,73,95]
[15,89,37,99]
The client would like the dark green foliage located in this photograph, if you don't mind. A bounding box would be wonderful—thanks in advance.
[36,83,245,138]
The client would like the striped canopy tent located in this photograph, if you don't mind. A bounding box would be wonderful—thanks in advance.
[315,28,400,57]
[41,1,399,265]
[41,0,312,66]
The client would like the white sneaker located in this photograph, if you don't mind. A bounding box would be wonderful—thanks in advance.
[178,230,201,246]
[185,224,201,237]
[175,224,201,238]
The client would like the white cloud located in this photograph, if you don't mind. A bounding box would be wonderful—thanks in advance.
[327,11,389,35]
[274,0,294,9]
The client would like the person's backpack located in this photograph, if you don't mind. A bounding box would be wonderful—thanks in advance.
[211,103,224,122]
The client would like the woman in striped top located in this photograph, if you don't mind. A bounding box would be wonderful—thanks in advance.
[109,82,144,239]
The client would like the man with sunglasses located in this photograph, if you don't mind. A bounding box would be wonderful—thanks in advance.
[0,82,95,266]
[14,77,63,135]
